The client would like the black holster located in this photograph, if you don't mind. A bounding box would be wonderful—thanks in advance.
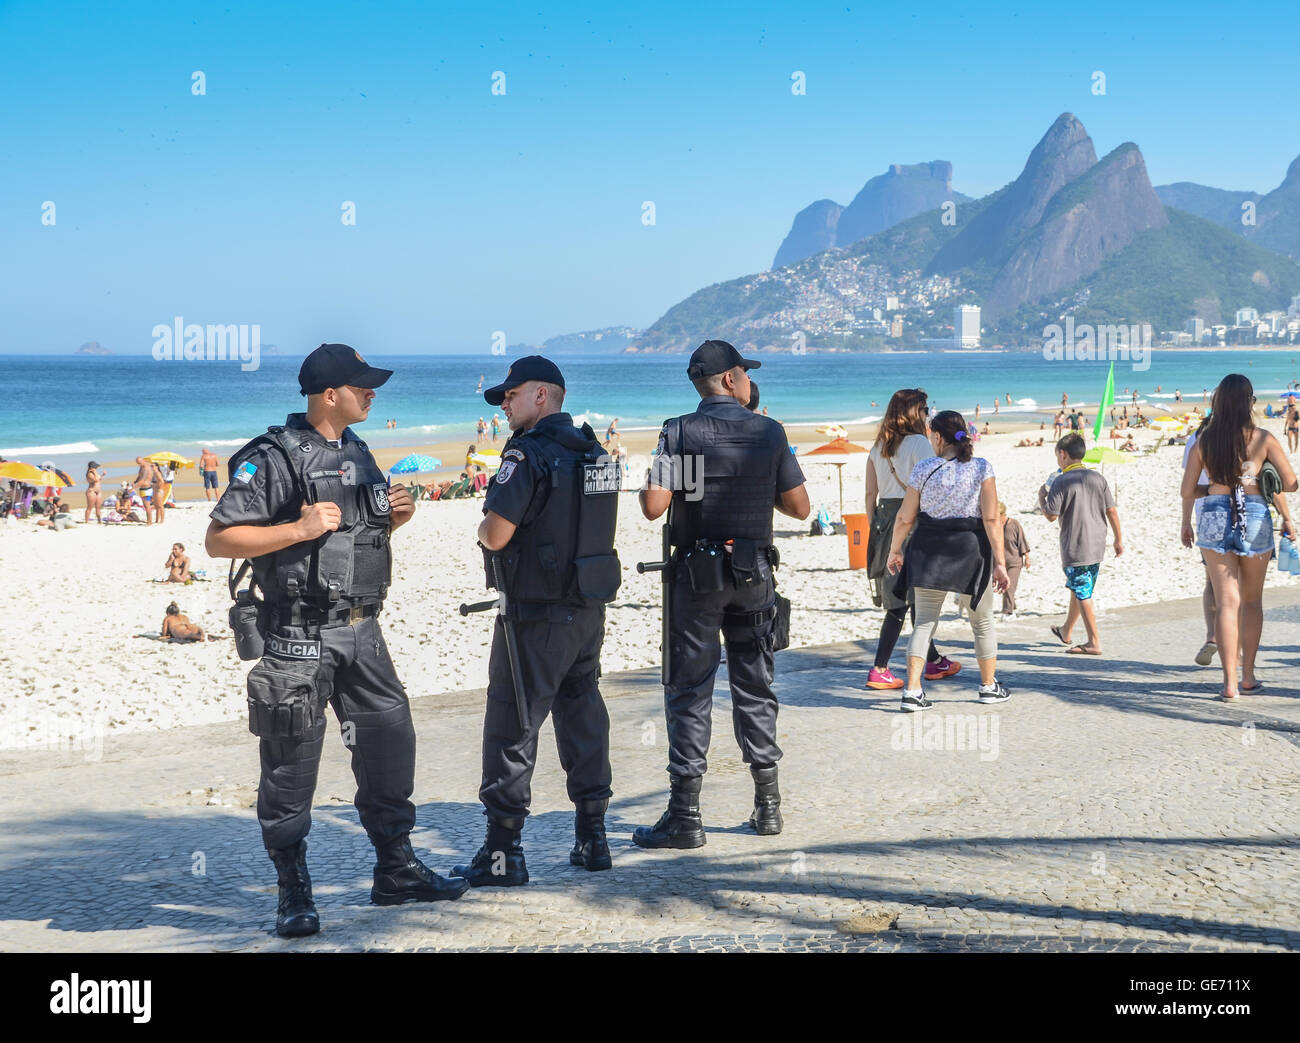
[246,652,328,741]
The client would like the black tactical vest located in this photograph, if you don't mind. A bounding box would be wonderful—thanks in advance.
[486,421,622,605]
[248,422,393,608]
[669,408,782,549]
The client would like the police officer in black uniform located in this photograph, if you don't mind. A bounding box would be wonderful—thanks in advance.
[452,356,622,886]
[206,343,468,938]
[633,340,810,849]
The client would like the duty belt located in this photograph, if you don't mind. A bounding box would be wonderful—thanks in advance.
[672,541,779,568]
[277,601,382,630]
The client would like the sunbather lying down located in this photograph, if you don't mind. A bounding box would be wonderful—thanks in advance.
[160,601,206,642]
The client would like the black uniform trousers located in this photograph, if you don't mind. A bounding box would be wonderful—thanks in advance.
[665,559,782,778]
[257,614,417,851]
[479,603,612,822]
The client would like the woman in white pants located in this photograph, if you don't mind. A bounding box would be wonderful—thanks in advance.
[886,410,1010,711]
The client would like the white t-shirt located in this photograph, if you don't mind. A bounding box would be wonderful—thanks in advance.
[908,455,995,519]
[869,433,930,499]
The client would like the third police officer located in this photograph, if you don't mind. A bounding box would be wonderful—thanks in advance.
[453,356,622,886]
[633,340,809,849]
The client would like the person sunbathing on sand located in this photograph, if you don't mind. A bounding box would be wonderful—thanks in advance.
[1014,436,1045,447]
[164,542,191,582]
[1119,435,1140,452]
[161,601,205,641]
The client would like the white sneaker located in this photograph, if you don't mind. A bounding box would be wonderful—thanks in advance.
[978,680,1011,704]
[900,689,933,712]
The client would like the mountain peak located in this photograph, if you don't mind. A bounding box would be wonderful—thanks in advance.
[773,163,964,268]
[1286,154,1300,183]
[929,114,1097,275]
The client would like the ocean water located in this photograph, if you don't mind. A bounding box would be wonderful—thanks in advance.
[2,350,1297,479]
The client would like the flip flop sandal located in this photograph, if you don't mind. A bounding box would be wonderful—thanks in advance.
[1067,645,1102,655]
[1240,682,1264,693]
[1050,625,1070,645]
[1218,691,1240,702]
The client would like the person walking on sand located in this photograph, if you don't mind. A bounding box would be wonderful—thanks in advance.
[1053,410,1065,439]
[1040,433,1124,656]
[84,460,106,524]
[999,502,1029,619]
[200,447,220,502]
[476,417,488,444]
[886,410,1011,711]
[864,389,961,690]
[491,413,501,442]
[132,457,163,525]
[1182,374,1298,700]
[1285,401,1299,454]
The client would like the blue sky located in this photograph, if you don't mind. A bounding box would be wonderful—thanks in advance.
[1,0,1296,354]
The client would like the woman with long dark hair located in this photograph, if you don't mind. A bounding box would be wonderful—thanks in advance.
[864,389,959,689]
[887,410,1010,710]
[1181,374,1297,699]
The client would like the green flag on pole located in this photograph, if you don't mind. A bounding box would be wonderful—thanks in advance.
[1093,361,1115,443]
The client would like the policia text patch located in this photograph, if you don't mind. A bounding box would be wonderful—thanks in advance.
[583,461,621,495]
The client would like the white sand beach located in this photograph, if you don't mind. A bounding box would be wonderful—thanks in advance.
[3,421,1296,747]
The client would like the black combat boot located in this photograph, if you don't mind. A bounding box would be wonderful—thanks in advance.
[569,798,612,871]
[451,816,529,886]
[632,775,705,849]
[748,764,783,835]
[268,839,320,938]
[371,834,471,905]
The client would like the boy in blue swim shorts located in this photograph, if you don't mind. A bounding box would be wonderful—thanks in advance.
[1038,435,1125,655]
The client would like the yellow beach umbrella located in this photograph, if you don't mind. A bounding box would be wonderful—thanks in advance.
[0,461,61,484]
[147,451,194,468]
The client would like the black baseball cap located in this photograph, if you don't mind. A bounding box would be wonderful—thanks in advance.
[687,339,761,380]
[298,343,393,396]
[483,355,565,405]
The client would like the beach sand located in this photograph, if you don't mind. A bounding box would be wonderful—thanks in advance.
[5,414,1291,747]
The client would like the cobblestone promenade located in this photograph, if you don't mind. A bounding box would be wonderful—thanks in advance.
[2,591,1297,952]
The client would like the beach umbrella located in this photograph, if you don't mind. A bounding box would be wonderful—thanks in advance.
[1082,447,1130,465]
[469,452,501,470]
[1083,445,1132,503]
[800,438,868,515]
[0,461,58,484]
[815,423,849,440]
[147,451,194,468]
[390,453,442,474]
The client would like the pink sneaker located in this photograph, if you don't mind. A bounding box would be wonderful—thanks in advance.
[865,666,905,690]
[924,656,962,681]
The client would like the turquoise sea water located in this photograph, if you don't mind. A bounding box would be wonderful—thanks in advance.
[3,350,1297,479]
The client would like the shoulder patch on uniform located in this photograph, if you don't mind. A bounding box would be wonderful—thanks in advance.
[234,461,258,484]
[496,460,518,484]
[503,448,525,461]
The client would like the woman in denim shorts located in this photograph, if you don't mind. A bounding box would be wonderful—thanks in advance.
[1181,374,1297,700]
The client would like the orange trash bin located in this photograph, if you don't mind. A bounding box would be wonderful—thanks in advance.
[844,512,869,570]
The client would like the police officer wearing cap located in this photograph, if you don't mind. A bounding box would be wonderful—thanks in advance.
[633,340,810,849]
[452,356,622,886]
[205,343,468,938]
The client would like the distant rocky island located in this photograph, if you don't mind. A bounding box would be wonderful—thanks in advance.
[75,341,112,355]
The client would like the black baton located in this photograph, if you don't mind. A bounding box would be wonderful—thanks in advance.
[459,554,529,731]
[636,522,673,686]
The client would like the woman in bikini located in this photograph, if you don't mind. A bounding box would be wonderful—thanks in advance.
[1181,374,1297,700]
[1285,402,1299,454]
[164,542,191,583]
[161,602,206,641]
[84,460,106,524]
